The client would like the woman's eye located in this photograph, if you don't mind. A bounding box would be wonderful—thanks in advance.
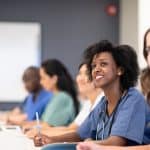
[101,62,107,67]
[91,64,96,69]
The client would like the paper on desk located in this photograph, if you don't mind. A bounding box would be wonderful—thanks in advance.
[0,131,38,150]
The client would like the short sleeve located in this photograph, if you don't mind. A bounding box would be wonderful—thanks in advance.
[77,112,96,139]
[111,93,146,144]
[77,99,104,140]
[42,92,75,126]
[36,93,52,119]
[24,90,52,120]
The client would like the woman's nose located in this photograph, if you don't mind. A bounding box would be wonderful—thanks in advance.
[94,65,101,72]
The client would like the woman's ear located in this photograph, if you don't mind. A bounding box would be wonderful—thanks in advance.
[53,75,58,83]
[117,67,124,76]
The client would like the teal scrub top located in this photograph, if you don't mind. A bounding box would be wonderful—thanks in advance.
[42,91,76,126]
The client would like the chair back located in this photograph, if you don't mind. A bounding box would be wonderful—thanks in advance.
[41,143,76,150]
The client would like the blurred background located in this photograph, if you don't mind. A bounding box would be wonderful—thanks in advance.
[0,0,149,108]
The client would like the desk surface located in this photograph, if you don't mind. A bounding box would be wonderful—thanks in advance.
[0,113,41,150]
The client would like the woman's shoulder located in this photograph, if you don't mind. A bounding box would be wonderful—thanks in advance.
[127,87,144,98]
[122,87,146,106]
[54,91,73,103]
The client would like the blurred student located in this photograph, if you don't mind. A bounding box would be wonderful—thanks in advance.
[140,69,150,144]
[25,62,103,138]
[71,63,103,129]
[34,41,146,147]
[24,42,103,139]
[139,28,150,144]
[22,59,79,129]
[143,28,150,67]
[7,66,52,125]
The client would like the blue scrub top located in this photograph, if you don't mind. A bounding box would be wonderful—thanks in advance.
[77,87,146,146]
[22,89,52,120]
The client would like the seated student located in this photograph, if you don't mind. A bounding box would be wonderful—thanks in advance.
[71,63,103,129]
[25,62,103,138]
[6,66,52,125]
[34,41,146,147]
[140,68,150,144]
[143,28,150,67]
[22,59,79,129]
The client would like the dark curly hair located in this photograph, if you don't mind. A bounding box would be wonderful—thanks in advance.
[41,59,79,115]
[82,44,99,81]
[85,40,139,91]
[114,45,140,90]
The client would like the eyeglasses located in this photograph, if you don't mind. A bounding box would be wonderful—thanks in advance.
[145,47,150,53]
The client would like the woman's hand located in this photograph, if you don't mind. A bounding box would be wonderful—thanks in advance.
[25,128,37,139]
[34,134,53,147]
[77,141,99,150]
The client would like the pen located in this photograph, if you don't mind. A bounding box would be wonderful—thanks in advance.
[35,112,41,135]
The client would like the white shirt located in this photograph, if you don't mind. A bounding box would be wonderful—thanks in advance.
[74,93,104,126]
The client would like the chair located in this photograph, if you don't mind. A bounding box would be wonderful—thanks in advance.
[41,143,76,150]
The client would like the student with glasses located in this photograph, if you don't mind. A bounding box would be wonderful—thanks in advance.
[140,28,150,145]
[143,28,150,67]
[140,68,150,144]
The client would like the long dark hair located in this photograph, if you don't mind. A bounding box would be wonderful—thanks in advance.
[41,59,79,115]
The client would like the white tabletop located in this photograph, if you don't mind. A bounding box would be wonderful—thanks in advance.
[0,126,41,150]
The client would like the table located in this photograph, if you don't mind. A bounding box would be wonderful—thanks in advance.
[0,125,41,150]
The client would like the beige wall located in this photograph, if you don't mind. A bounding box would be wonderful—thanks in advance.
[119,0,138,51]
[119,0,148,69]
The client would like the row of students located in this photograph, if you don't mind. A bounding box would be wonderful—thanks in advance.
[2,55,103,140]
[24,62,103,138]
[21,59,80,130]
[15,28,150,149]
[19,44,104,138]
[3,28,150,149]
[33,40,150,147]
[0,59,81,130]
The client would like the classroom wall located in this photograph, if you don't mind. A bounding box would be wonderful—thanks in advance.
[0,0,119,109]
[0,0,119,77]
[119,0,138,50]
[119,0,150,69]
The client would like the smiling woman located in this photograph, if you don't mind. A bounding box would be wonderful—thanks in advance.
[0,22,41,102]
[77,40,146,146]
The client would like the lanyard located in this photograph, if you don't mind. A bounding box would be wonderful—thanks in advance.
[96,100,107,140]
[96,91,127,140]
